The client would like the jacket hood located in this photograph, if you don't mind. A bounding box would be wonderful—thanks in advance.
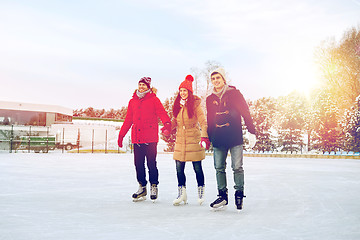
[210,67,226,82]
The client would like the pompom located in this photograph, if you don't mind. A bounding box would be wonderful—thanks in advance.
[185,75,194,82]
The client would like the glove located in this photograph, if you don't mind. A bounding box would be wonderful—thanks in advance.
[199,137,211,150]
[248,133,256,149]
[118,135,123,148]
[161,122,171,137]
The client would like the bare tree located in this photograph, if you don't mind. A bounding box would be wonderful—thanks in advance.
[190,67,201,96]
[201,60,222,96]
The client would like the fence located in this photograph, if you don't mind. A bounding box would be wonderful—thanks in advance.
[0,125,128,153]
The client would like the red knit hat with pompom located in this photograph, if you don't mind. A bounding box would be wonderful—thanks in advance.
[179,75,194,93]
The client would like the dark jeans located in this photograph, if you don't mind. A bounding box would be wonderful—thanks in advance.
[133,143,159,186]
[175,160,204,187]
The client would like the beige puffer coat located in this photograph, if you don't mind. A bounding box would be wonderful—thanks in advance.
[173,96,208,162]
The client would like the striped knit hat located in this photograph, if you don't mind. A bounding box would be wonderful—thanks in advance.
[139,77,151,89]
[179,75,194,93]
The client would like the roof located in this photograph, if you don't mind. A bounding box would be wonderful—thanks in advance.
[0,101,73,116]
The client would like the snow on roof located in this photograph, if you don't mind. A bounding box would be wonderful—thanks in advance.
[0,100,73,116]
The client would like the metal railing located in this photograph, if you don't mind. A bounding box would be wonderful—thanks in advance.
[0,125,127,153]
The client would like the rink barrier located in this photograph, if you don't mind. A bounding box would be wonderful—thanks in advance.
[243,153,360,160]
[160,152,360,160]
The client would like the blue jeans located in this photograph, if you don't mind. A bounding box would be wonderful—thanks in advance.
[133,143,159,186]
[175,160,205,187]
[213,145,244,192]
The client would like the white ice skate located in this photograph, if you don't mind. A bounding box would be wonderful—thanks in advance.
[198,186,205,205]
[173,186,187,206]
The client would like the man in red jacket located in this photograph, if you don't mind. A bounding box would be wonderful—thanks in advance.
[118,77,171,202]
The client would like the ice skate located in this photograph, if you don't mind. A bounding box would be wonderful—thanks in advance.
[235,190,246,211]
[173,186,187,206]
[197,185,205,205]
[210,189,228,211]
[150,184,158,202]
[132,184,147,202]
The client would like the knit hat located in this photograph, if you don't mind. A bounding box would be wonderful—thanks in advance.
[210,67,226,83]
[179,75,194,93]
[139,77,151,89]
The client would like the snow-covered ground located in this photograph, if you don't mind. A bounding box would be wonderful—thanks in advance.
[1,152,359,240]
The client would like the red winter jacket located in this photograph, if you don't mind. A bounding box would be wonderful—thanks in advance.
[118,89,170,144]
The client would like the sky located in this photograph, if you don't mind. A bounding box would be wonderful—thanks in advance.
[1,0,360,110]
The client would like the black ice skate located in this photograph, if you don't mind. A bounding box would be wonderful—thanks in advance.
[235,190,246,211]
[132,184,147,202]
[210,189,228,211]
[150,184,158,202]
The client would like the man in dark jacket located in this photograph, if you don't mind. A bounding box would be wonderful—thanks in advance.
[118,77,171,202]
[206,68,256,211]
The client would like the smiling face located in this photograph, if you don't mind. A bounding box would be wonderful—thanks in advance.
[211,73,226,92]
[179,88,189,100]
[138,82,149,93]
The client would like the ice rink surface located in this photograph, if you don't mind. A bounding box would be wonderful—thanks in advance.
[1,152,359,240]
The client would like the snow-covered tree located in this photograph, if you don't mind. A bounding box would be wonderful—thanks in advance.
[342,95,360,152]
[160,92,177,152]
[83,107,96,118]
[311,91,342,153]
[315,26,360,111]
[248,97,277,152]
[276,92,307,153]
[103,109,116,119]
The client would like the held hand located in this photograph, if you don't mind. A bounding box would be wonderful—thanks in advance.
[161,122,171,137]
[200,137,211,150]
[248,133,256,149]
[118,135,123,148]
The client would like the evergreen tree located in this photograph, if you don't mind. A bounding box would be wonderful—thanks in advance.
[83,107,96,118]
[311,91,342,153]
[276,92,307,153]
[342,95,360,152]
[160,92,178,152]
[248,97,277,152]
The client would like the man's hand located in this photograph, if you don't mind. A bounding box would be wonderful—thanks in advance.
[248,133,256,149]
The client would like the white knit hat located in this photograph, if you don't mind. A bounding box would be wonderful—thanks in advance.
[210,67,226,83]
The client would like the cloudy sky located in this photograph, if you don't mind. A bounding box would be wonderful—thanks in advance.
[1,0,359,110]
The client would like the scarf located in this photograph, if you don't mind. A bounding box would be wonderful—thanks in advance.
[180,98,187,106]
[136,89,151,99]
[213,84,228,100]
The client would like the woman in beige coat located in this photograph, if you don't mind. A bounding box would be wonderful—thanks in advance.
[172,75,210,206]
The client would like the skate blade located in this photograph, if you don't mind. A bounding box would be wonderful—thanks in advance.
[132,196,146,202]
[210,205,227,211]
[173,201,187,206]
[198,200,204,205]
[236,206,243,212]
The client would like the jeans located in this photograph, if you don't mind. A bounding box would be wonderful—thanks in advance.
[213,144,244,192]
[175,160,204,187]
[133,143,159,186]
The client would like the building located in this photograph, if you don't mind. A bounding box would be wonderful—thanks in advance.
[0,101,73,126]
